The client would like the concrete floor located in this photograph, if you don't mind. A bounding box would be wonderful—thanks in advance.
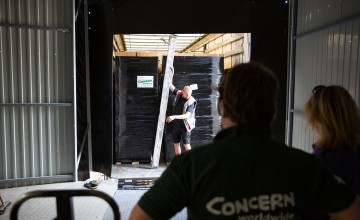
[111,163,168,179]
[0,163,169,220]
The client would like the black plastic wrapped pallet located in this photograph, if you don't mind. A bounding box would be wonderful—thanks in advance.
[162,56,224,162]
[114,56,159,163]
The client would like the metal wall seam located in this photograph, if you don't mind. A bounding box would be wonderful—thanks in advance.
[0,25,9,179]
[0,103,72,106]
[84,0,93,171]
[72,0,78,182]
[0,175,74,184]
[45,0,52,177]
[0,23,70,33]
[18,0,26,179]
[36,0,45,177]
[54,0,60,176]
[286,0,298,146]
[27,0,35,178]
[295,13,360,39]
[9,1,18,180]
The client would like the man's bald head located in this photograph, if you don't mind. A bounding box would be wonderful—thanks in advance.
[182,86,192,99]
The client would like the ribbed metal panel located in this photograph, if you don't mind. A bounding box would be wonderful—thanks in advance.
[290,4,360,151]
[294,18,360,108]
[0,0,74,186]
[291,114,316,153]
[297,0,360,35]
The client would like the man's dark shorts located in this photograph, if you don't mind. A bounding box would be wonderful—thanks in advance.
[172,122,191,144]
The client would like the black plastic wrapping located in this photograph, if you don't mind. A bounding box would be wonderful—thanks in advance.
[114,57,159,163]
[162,56,224,162]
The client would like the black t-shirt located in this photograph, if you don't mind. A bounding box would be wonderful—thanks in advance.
[138,126,357,220]
[172,88,195,123]
[174,97,195,115]
[173,97,188,115]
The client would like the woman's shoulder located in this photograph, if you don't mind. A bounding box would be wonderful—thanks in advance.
[313,145,360,163]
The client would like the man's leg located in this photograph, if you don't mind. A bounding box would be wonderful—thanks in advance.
[173,143,181,155]
[172,123,182,155]
[184,144,191,151]
[183,130,192,151]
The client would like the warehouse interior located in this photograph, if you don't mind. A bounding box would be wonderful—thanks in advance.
[1,0,360,218]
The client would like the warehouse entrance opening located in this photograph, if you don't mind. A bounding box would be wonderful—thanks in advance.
[111,33,251,177]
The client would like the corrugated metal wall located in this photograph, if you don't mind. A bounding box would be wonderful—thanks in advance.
[0,0,75,187]
[288,0,360,152]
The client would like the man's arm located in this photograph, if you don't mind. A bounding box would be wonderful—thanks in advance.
[166,112,191,123]
[129,204,153,220]
[170,84,175,92]
[166,102,195,123]
[329,195,360,220]
[169,66,175,92]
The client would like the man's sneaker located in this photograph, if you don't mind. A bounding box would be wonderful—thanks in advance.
[90,180,99,186]
[83,181,97,190]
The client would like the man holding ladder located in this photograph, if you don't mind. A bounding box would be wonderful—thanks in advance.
[166,66,197,155]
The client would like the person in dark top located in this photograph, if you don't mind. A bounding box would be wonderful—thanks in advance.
[165,66,197,155]
[129,62,360,220]
[298,85,360,220]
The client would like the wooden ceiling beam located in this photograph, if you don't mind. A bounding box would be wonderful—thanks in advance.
[205,33,244,53]
[183,34,223,52]
[114,35,125,51]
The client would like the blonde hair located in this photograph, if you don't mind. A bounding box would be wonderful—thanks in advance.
[304,85,360,151]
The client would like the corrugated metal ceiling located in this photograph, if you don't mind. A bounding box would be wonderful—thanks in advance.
[115,34,205,52]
